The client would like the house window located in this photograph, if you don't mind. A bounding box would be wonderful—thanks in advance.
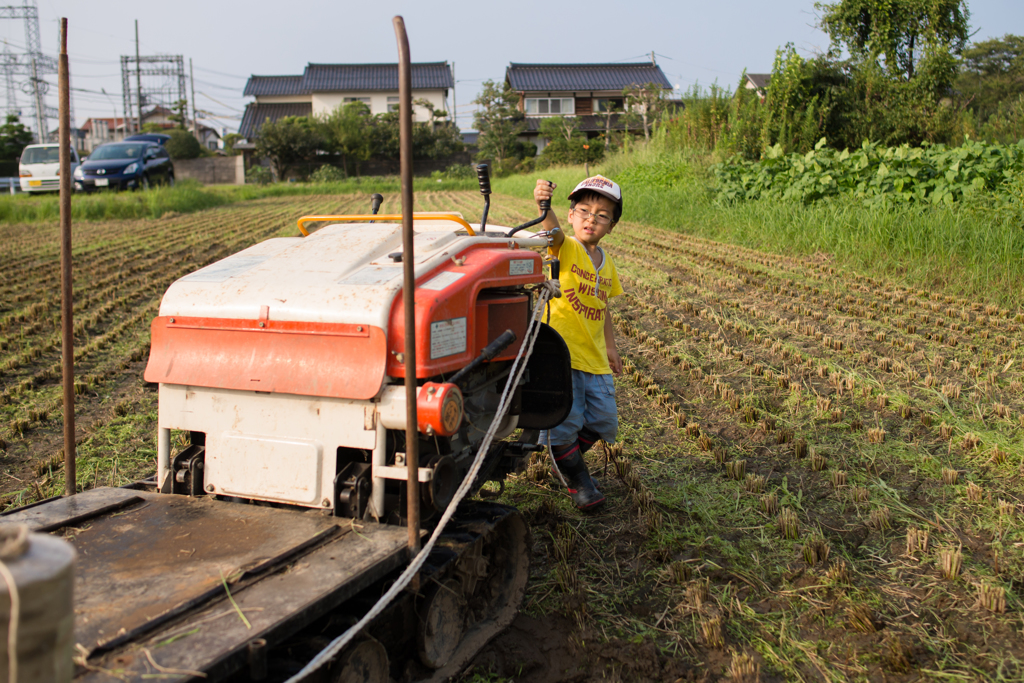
[387,96,399,112]
[594,98,624,113]
[343,97,371,104]
[525,98,575,116]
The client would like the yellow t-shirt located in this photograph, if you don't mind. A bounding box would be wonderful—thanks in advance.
[548,237,623,374]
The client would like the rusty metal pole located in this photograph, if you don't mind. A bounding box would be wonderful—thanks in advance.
[393,16,420,555]
[58,18,76,497]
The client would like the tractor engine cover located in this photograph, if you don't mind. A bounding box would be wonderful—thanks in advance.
[144,218,548,509]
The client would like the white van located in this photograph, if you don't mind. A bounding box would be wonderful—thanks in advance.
[19,144,81,193]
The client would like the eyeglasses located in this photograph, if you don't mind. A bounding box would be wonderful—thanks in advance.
[573,207,613,225]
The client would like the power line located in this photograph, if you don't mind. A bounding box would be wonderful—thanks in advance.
[193,65,247,80]
[653,52,738,76]
[192,77,242,92]
[198,91,243,113]
[610,53,654,62]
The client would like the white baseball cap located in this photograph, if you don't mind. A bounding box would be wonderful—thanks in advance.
[568,175,622,206]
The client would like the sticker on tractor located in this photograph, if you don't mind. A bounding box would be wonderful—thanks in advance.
[340,265,401,286]
[509,259,535,276]
[421,271,465,291]
[430,317,467,359]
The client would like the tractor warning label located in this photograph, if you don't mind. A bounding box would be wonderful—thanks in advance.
[430,317,467,359]
[509,259,535,275]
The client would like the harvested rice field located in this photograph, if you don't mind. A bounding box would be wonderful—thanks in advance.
[2,190,1023,681]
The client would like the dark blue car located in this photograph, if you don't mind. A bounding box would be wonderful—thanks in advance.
[74,141,174,192]
[124,133,172,146]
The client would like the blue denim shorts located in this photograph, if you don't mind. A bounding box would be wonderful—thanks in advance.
[540,369,618,447]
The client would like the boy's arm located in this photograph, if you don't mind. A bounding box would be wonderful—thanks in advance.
[604,308,622,375]
[533,178,565,254]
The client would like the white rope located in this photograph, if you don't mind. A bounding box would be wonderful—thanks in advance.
[547,432,569,488]
[286,282,557,682]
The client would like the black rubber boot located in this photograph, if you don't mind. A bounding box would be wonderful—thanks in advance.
[550,442,605,510]
[577,426,601,454]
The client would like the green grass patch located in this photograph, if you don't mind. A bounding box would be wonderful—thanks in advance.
[0,176,481,226]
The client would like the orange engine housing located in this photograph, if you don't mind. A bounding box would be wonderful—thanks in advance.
[387,243,544,379]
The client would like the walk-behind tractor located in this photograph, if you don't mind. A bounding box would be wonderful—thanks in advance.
[0,18,572,683]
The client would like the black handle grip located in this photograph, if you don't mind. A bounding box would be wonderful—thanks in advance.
[479,329,516,361]
[447,329,517,387]
[550,258,560,280]
[476,164,491,196]
[539,198,551,211]
[370,193,384,215]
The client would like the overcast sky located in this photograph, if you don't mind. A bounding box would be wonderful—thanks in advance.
[4,0,1022,135]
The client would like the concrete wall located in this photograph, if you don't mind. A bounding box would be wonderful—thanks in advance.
[174,156,245,185]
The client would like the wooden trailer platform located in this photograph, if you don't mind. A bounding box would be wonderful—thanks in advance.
[2,487,412,681]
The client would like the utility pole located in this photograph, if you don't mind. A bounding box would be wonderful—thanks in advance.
[30,56,43,140]
[451,61,455,127]
[0,1,58,142]
[135,20,143,131]
[650,51,655,65]
[189,57,197,139]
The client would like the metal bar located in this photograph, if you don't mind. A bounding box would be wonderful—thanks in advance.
[393,15,420,555]
[296,213,474,237]
[58,17,75,497]
[370,418,386,520]
[157,427,171,493]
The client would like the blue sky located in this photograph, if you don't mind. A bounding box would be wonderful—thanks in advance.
[5,0,1023,134]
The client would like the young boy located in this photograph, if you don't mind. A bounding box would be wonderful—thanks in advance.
[533,175,624,510]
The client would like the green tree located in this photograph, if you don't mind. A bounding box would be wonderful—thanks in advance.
[222,133,243,156]
[972,93,1024,143]
[169,98,189,129]
[472,79,526,163]
[410,97,465,159]
[539,115,580,144]
[593,100,622,150]
[816,0,970,83]
[141,122,165,134]
[412,120,464,159]
[165,129,202,160]
[321,101,373,176]
[254,116,326,180]
[536,115,602,166]
[364,110,464,167]
[957,34,1024,123]
[758,46,842,153]
[622,82,670,141]
[0,114,34,160]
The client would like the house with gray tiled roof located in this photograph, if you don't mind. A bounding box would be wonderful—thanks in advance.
[239,63,453,140]
[505,62,673,151]
[744,73,771,100]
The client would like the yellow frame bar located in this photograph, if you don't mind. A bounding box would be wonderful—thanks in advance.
[296,213,475,237]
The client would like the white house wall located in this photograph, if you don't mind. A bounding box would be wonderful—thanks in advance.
[312,89,447,119]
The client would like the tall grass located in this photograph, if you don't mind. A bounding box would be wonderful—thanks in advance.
[491,142,1024,309]
[0,180,230,223]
